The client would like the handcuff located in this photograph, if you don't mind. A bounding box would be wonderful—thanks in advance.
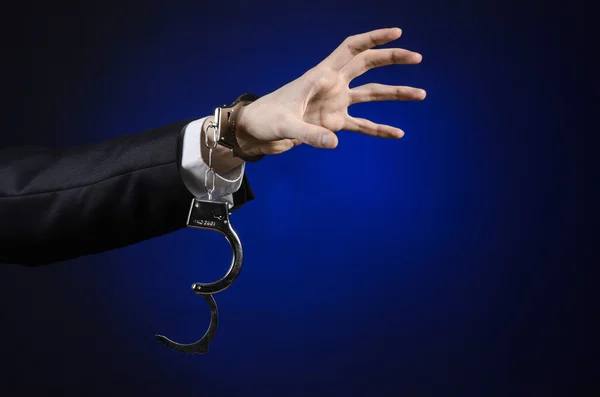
[155,93,261,354]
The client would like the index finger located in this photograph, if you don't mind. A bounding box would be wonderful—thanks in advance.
[320,27,403,71]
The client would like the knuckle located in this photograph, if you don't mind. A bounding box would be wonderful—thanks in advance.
[367,82,382,92]
[300,128,310,144]
[367,33,378,48]
[343,35,355,45]
[356,118,367,130]
[315,74,330,89]
[363,50,379,69]
[366,87,379,102]
[393,48,407,61]
[309,68,338,90]
[395,86,407,96]
[343,36,359,54]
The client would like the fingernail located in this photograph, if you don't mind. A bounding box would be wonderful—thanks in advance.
[321,134,330,147]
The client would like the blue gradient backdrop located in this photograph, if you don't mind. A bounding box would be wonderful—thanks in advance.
[1,1,588,396]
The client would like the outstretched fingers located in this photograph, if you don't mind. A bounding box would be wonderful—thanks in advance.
[273,115,406,150]
[344,116,404,139]
[341,48,422,81]
[350,83,426,104]
[321,27,403,71]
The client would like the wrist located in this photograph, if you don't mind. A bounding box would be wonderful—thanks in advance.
[216,93,264,162]
[201,116,245,174]
[234,105,253,153]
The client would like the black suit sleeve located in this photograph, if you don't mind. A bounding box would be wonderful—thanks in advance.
[0,119,255,266]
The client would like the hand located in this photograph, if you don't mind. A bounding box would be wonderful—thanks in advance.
[235,27,426,157]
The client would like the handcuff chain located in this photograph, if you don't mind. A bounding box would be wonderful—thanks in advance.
[203,120,219,201]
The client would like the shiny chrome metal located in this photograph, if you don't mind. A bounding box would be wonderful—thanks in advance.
[155,294,218,354]
[187,199,243,294]
[155,198,243,354]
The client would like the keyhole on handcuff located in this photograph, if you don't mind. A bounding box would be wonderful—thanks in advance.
[211,208,225,221]
[227,111,231,121]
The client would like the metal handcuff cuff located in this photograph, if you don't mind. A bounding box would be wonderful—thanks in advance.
[155,93,262,354]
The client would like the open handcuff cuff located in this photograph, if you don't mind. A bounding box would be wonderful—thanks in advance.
[155,93,261,354]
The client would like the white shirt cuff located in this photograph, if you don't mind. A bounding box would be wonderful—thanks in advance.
[179,117,245,207]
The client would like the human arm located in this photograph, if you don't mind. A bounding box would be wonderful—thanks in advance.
[0,119,254,266]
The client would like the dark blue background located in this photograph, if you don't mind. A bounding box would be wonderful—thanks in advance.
[1,1,590,396]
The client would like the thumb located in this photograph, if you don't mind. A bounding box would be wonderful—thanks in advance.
[279,118,338,149]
